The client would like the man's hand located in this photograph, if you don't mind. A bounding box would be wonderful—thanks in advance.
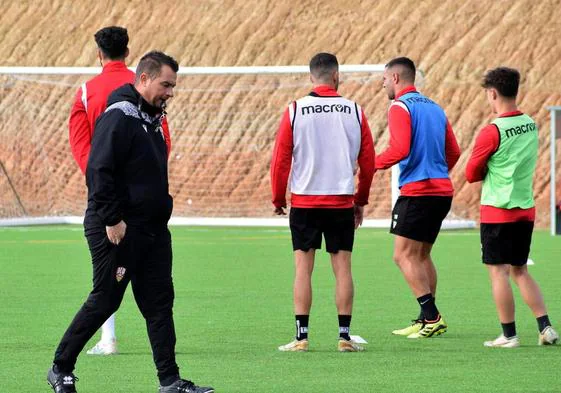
[106,220,127,245]
[354,205,364,229]
[274,206,286,215]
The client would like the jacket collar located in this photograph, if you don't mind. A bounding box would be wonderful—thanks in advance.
[310,85,340,97]
[395,85,417,99]
[498,110,523,118]
[102,61,129,73]
[107,84,163,119]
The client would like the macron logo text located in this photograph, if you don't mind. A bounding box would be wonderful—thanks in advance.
[302,104,351,115]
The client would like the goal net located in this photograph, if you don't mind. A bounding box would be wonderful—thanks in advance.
[0,66,474,228]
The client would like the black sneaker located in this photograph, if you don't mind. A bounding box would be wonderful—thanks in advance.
[47,366,78,393]
[158,378,214,393]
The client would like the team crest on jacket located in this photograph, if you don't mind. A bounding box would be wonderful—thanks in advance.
[116,267,126,282]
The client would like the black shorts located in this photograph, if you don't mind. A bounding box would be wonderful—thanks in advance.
[481,221,534,265]
[289,207,354,253]
[390,196,452,244]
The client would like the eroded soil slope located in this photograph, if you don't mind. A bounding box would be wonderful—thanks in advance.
[1,0,560,225]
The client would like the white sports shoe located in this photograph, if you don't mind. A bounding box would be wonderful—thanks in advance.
[484,334,520,348]
[538,326,559,345]
[278,339,309,352]
[338,339,364,352]
[86,338,118,355]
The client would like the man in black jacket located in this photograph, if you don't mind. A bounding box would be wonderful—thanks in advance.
[47,51,214,393]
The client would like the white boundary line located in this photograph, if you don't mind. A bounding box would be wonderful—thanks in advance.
[0,216,476,229]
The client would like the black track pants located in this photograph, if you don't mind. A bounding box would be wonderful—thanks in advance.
[53,227,179,382]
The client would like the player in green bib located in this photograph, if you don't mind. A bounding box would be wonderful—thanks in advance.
[481,113,537,210]
[466,67,558,348]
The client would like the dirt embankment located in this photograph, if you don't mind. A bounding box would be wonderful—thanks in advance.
[1,0,560,226]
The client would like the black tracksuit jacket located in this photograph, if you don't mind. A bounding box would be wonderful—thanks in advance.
[84,84,173,232]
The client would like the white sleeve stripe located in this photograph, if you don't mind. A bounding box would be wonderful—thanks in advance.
[355,103,362,127]
[390,101,409,113]
[288,102,296,129]
[81,83,88,112]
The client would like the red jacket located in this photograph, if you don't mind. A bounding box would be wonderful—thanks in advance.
[271,85,375,209]
[69,61,171,174]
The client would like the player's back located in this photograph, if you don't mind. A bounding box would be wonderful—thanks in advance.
[397,91,448,187]
[290,93,362,196]
[82,61,135,130]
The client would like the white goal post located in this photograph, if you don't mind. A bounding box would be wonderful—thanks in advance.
[548,106,561,236]
[0,65,474,229]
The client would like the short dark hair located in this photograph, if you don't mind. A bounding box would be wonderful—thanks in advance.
[135,51,179,81]
[94,26,129,59]
[309,52,339,79]
[482,67,520,98]
[386,57,416,83]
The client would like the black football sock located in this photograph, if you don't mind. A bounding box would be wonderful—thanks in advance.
[501,322,517,338]
[295,315,309,341]
[338,315,352,341]
[417,296,435,320]
[417,293,439,321]
[537,315,552,333]
[160,374,180,387]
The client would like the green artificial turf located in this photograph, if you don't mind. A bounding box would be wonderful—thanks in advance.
[0,225,559,392]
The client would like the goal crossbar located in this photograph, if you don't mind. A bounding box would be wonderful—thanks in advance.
[0,65,385,75]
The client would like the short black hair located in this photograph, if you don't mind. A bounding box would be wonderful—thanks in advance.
[309,52,339,79]
[94,26,129,59]
[135,51,179,81]
[386,57,416,83]
[482,67,520,98]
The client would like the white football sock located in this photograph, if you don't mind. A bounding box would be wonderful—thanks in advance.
[100,313,116,343]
